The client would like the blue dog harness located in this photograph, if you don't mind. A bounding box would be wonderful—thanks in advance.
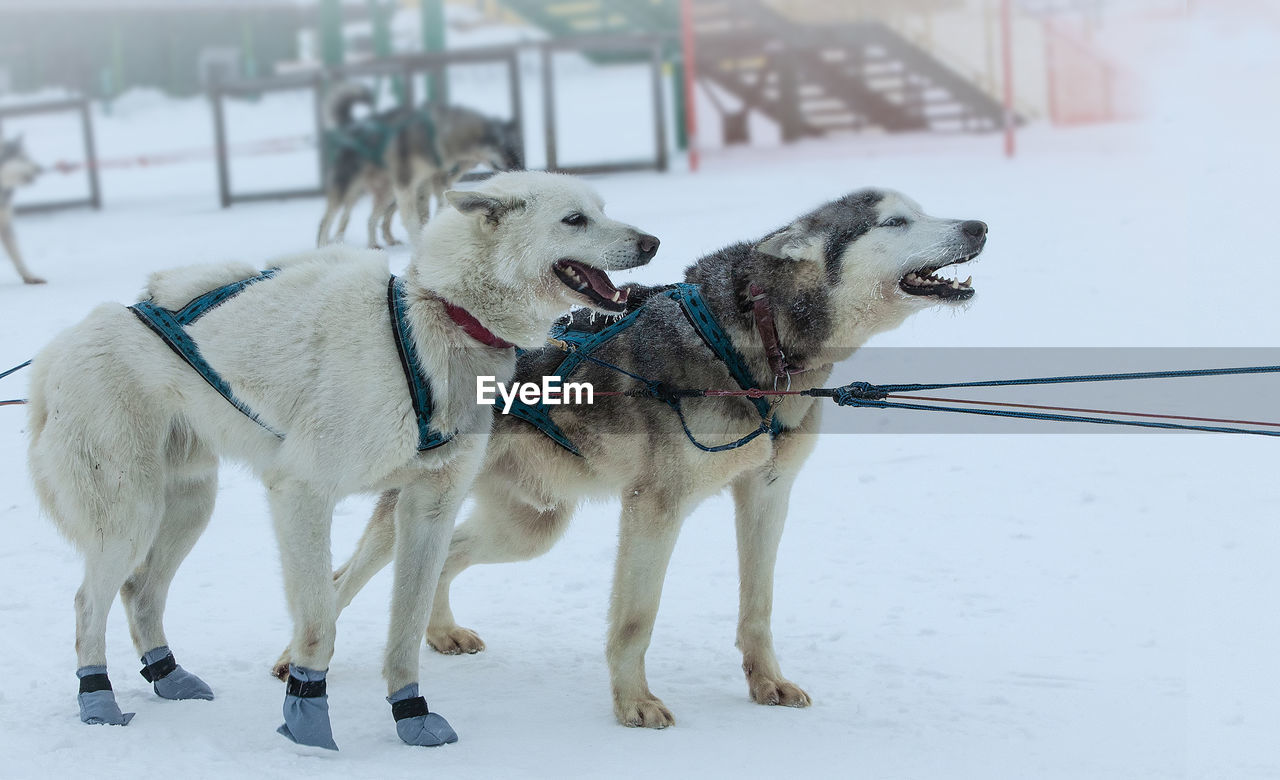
[508,283,783,456]
[129,271,453,451]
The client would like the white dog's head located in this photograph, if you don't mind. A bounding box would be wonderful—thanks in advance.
[413,171,659,347]
[756,188,986,324]
[0,136,42,191]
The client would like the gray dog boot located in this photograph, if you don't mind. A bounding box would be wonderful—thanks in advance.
[277,665,338,750]
[77,666,135,726]
[388,683,458,747]
[140,646,214,701]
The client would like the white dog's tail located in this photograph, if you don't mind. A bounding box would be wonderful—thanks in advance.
[325,82,376,128]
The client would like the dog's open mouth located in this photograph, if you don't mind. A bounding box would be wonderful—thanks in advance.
[554,259,629,313]
[898,248,983,301]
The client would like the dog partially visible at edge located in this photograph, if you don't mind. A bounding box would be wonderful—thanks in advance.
[1,135,45,284]
[317,83,524,249]
[27,171,659,749]
[289,188,988,728]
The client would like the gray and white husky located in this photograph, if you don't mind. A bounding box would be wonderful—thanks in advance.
[1,135,45,284]
[283,188,988,727]
[317,83,524,249]
[27,171,658,748]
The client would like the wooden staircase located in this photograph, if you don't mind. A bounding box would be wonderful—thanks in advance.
[498,0,1010,141]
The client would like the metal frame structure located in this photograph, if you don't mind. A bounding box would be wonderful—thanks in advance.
[210,45,524,208]
[0,97,101,214]
[539,34,669,175]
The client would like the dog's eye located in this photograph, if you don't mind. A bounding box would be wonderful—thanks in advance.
[880,216,910,228]
[562,213,588,227]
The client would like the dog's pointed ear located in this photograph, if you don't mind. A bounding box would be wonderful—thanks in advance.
[754,225,816,262]
[445,190,525,224]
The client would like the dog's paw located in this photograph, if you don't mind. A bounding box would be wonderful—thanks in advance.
[614,695,675,729]
[271,651,293,682]
[22,276,47,285]
[426,625,486,655]
[748,676,812,708]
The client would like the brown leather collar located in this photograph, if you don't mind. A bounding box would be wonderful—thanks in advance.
[747,283,805,383]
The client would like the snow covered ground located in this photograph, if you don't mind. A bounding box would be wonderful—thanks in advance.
[2,8,1279,779]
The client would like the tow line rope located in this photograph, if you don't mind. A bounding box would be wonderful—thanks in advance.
[567,362,1280,439]
[4,358,1279,436]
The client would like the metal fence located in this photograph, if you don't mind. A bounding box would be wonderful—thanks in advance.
[540,34,669,175]
[210,36,671,208]
[0,97,100,214]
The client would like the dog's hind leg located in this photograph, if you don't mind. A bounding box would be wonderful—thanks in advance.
[1,205,45,284]
[606,488,688,729]
[75,538,149,726]
[331,185,363,245]
[120,424,218,702]
[731,466,811,709]
[426,486,572,655]
[267,479,340,750]
[380,202,399,246]
[316,191,343,247]
[366,181,395,249]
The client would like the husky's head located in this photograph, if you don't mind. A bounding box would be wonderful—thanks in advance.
[481,118,524,172]
[415,171,659,347]
[756,188,986,312]
[0,136,42,191]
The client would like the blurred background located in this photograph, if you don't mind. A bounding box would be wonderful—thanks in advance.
[0,0,1214,211]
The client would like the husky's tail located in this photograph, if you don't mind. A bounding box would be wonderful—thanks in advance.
[325,82,376,127]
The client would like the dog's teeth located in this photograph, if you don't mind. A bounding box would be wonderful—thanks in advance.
[610,291,621,303]
[577,282,590,292]
[961,276,972,287]
[951,280,960,288]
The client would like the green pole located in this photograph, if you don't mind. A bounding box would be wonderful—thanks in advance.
[241,17,258,80]
[671,61,687,151]
[370,0,402,104]
[320,0,345,66]
[421,0,446,103]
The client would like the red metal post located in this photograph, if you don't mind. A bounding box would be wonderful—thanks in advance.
[1001,0,1015,157]
[680,0,700,172]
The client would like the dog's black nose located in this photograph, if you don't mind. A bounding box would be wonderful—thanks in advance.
[637,234,660,260]
[961,220,988,239]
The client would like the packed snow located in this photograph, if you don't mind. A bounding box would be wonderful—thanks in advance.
[1,7,1278,779]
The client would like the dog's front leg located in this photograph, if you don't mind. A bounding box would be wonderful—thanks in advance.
[382,476,465,747]
[268,479,340,750]
[1,206,45,284]
[731,465,812,709]
[607,487,687,729]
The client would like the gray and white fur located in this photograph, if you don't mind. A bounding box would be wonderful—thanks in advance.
[27,171,659,747]
[317,83,524,249]
[1,135,45,284]
[282,188,989,728]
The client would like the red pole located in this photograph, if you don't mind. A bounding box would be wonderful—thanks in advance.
[680,0,700,172]
[1001,0,1015,157]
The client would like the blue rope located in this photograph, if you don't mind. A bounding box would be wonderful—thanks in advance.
[0,360,31,381]
[869,365,1280,394]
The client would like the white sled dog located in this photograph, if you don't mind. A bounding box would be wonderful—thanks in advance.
[284,189,988,727]
[1,135,46,284]
[27,171,659,748]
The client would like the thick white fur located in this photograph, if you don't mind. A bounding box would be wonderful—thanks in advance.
[27,171,654,732]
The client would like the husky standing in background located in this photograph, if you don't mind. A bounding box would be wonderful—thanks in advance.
[294,188,988,729]
[317,83,525,249]
[1,135,45,284]
[27,171,659,749]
